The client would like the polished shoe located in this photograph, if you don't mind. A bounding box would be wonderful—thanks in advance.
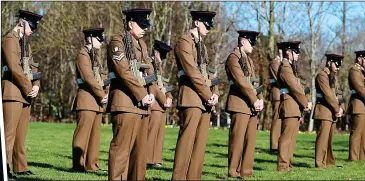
[15,170,35,175]
[154,163,163,167]
[270,149,278,154]
[8,172,17,179]
[71,167,87,173]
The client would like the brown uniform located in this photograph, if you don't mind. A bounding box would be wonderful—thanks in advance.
[277,58,308,171]
[172,32,216,180]
[71,46,106,171]
[107,32,153,180]
[312,67,341,168]
[147,61,172,165]
[225,48,259,177]
[348,63,365,161]
[2,30,40,173]
[269,56,281,151]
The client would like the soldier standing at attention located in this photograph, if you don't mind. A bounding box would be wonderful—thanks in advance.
[225,30,264,178]
[313,54,344,168]
[71,28,108,172]
[147,40,173,167]
[106,8,156,180]
[348,50,365,161]
[269,45,283,154]
[276,41,312,172]
[172,11,219,180]
[2,10,42,179]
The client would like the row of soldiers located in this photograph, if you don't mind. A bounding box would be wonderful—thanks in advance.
[2,8,365,180]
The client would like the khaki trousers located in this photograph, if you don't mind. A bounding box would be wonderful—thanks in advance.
[277,117,299,171]
[270,101,281,150]
[172,107,210,180]
[108,112,148,180]
[72,110,102,171]
[3,101,31,173]
[349,114,365,161]
[147,111,165,164]
[228,113,257,177]
[315,119,336,168]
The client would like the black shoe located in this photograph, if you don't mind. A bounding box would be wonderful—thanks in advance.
[15,170,35,175]
[270,149,278,154]
[154,163,163,167]
[71,167,87,173]
[8,172,17,179]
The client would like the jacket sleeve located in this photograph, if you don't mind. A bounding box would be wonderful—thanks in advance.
[108,39,148,102]
[227,55,257,106]
[77,53,105,101]
[2,38,32,95]
[175,38,212,101]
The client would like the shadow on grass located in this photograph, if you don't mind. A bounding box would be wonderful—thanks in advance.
[147,165,173,172]
[146,177,170,181]
[254,158,276,164]
[293,153,314,159]
[146,162,227,180]
[28,161,107,177]
[12,176,48,181]
[333,148,348,152]
[292,162,312,168]
[206,143,228,148]
[163,158,174,163]
[255,147,278,155]
[205,150,228,157]
[205,163,226,168]
[100,150,110,154]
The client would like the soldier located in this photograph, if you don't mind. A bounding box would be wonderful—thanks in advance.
[147,40,173,167]
[276,41,312,172]
[1,10,43,178]
[71,28,108,172]
[106,8,156,180]
[313,54,344,168]
[269,46,283,153]
[172,11,219,180]
[225,30,264,178]
[348,50,365,161]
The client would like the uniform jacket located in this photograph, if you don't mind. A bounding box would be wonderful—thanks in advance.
[107,32,154,115]
[225,48,259,115]
[73,46,106,113]
[278,58,308,118]
[312,67,340,121]
[175,32,218,111]
[2,30,39,104]
[348,63,365,114]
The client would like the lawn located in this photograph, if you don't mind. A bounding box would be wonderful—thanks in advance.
[12,122,365,180]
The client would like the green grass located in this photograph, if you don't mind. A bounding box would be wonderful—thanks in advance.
[13,122,365,180]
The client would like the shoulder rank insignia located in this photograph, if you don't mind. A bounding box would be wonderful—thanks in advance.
[112,52,124,61]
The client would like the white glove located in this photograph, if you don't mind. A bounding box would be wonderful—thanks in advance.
[27,85,40,98]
